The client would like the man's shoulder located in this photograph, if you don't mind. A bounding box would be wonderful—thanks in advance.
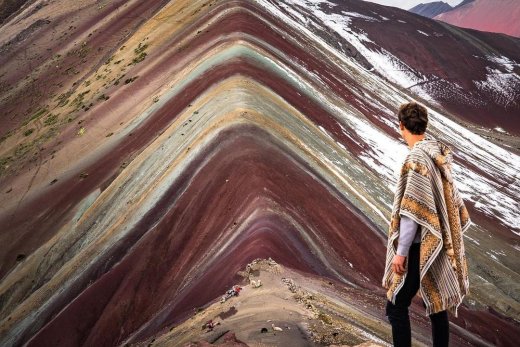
[404,146,433,166]
[401,154,431,178]
[410,140,447,165]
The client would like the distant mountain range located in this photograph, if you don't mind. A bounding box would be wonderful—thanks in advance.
[410,0,520,37]
[409,1,454,18]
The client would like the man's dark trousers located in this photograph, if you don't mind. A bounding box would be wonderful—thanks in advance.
[385,242,450,346]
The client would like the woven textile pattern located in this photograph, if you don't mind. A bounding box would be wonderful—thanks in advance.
[382,135,471,317]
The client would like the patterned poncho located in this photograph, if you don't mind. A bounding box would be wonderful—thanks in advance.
[382,134,471,317]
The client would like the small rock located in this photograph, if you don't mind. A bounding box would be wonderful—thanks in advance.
[271,323,283,332]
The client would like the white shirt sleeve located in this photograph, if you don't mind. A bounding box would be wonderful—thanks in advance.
[397,215,420,256]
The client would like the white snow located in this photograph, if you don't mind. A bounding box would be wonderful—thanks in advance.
[254,0,520,234]
[318,125,334,141]
[485,251,499,262]
[474,67,520,107]
[278,0,467,107]
[490,249,506,256]
[341,11,380,22]
[427,107,520,233]
[337,118,408,190]
[474,54,520,107]
[417,30,429,36]
[464,234,480,245]
[486,54,517,72]
[287,1,431,93]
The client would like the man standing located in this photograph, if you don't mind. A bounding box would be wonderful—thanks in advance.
[382,102,471,347]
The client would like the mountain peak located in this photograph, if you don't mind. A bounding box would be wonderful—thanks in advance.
[434,0,520,37]
[409,1,453,18]
[454,0,476,9]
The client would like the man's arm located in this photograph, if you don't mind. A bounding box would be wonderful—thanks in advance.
[392,215,419,275]
[396,215,419,257]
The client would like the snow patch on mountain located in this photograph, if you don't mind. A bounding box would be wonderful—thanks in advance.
[285,1,434,96]
[486,54,517,71]
[256,0,520,234]
[277,0,470,107]
[474,68,520,107]
[341,11,380,22]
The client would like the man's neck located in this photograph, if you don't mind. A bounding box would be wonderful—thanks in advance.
[406,134,425,149]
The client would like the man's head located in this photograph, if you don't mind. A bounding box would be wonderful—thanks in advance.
[398,102,428,135]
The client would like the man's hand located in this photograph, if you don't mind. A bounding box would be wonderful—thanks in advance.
[392,254,407,275]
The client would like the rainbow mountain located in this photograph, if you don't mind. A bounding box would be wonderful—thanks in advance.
[0,0,519,346]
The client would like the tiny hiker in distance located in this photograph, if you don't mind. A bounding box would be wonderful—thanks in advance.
[382,101,471,347]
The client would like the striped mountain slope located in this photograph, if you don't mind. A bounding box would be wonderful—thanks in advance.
[0,0,519,345]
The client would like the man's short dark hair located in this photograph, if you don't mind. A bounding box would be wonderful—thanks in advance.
[398,102,428,135]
